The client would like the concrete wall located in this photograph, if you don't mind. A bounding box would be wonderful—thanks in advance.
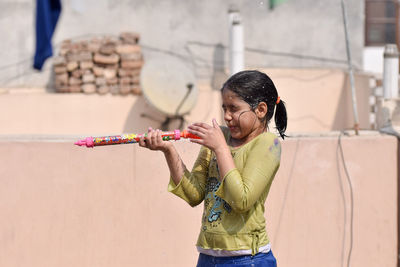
[267,68,372,132]
[0,133,397,267]
[0,0,364,88]
[0,68,373,135]
[0,83,221,136]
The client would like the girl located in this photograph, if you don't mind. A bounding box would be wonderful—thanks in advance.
[139,70,287,267]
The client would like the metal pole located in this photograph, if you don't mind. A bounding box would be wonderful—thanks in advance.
[341,0,359,135]
[383,44,399,99]
[228,8,244,75]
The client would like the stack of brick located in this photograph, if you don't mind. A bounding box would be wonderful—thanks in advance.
[53,32,143,95]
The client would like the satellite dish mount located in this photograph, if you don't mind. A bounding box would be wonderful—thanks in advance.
[159,83,193,130]
[140,55,198,131]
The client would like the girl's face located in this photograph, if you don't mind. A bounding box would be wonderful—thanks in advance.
[221,89,266,145]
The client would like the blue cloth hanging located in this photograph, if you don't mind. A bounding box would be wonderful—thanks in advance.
[33,0,62,70]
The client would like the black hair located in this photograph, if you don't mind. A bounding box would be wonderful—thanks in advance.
[221,70,288,139]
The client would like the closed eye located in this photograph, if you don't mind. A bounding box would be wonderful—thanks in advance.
[222,104,240,113]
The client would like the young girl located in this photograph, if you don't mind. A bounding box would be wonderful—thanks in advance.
[139,70,287,267]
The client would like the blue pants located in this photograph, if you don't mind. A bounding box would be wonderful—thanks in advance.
[196,251,277,267]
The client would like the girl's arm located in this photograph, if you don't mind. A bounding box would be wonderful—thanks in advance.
[188,119,235,181]
[138,128,208,206]
[162,144,186,185]
[213,145,234,182]
[138,128,185,185]
[215,135,280,213]
[188,121,280,213]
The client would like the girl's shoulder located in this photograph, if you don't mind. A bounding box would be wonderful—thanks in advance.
[244,132,280,151]
[257,132,281,159]
[258,132,281,145]
[234,132,281,160]
[231,132,281,153]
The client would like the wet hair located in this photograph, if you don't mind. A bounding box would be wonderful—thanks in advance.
[221,70,287,139]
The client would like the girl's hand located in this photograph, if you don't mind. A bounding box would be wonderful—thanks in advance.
[188,119,228,153]
[138,127,172,153]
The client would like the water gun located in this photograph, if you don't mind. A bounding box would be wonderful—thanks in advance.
[74,129,200,148]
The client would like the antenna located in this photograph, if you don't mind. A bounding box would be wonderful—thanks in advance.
[140,54,198,130]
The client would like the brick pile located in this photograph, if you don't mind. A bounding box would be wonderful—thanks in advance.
[53,32,143,95]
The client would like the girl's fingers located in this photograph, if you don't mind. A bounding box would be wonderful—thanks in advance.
[150,130,157,143]
[199,122,212,129]
[189,121,220,138]
[144,127,153,145]
[139,127,167,151]
[189,122,211,130]
[189,138,203,145]
[155,129,162,145]
[187,124,199,131]
[138,139,144,147]
[188,124,209,135]
[145,129,163,149]
[212,118,220,129]
[145,130,154,146]
[187,128,204,138]
[138,135,147,147]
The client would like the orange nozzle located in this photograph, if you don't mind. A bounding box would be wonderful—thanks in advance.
[181,130,201,139]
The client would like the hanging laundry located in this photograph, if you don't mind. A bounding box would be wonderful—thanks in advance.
[33,0,62,70]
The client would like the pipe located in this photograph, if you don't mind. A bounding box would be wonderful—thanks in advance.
[228,7,244,75]
[383,44,399,99]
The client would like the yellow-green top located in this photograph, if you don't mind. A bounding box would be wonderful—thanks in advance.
[168,127,281,255]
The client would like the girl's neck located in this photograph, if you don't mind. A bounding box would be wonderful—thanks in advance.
[229,127,267,148]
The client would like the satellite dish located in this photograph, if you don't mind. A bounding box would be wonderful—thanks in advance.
[140,54,198,130]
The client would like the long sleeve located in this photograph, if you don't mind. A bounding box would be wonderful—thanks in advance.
[215,134,281,213]
[168,145,211,207]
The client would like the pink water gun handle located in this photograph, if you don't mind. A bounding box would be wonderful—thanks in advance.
[74,129,200,148]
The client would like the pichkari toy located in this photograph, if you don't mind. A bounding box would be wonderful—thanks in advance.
[74,129,200,148]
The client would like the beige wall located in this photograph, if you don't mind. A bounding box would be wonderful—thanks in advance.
[265,68,372,133]
[0,133,397,267]
[0,86,221,136]
[0,68,394,267]
[0,68,371,136]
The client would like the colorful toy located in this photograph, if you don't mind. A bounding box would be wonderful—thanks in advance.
[74,129,200,148]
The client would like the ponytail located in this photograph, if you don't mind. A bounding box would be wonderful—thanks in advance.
[274,100,287,139]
